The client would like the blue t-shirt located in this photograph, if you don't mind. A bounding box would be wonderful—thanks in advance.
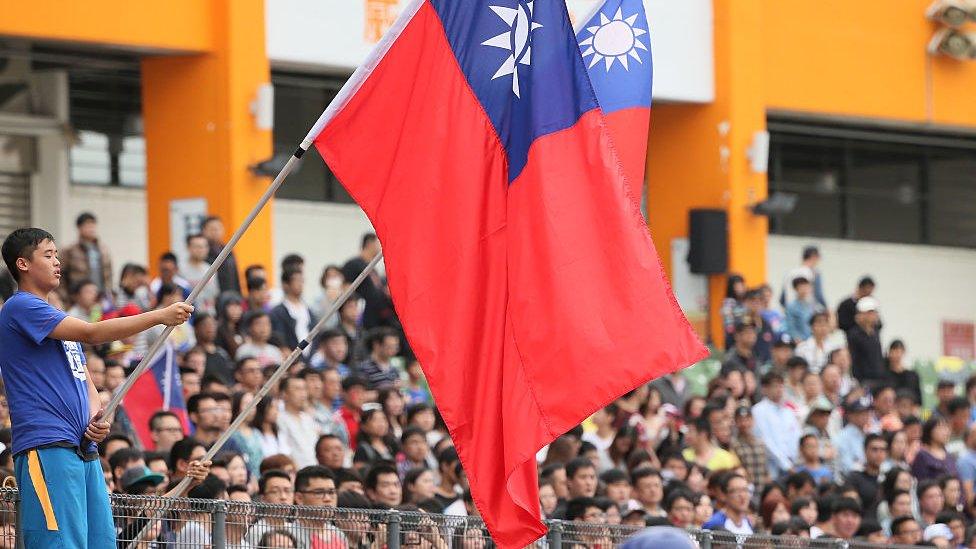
[0,292,93,456]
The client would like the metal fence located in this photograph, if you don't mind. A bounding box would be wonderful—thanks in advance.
[0,488,932,549]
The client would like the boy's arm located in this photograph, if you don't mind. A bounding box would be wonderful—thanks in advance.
[49,302,193,345]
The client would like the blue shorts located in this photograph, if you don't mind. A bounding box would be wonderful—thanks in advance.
[14,446,115,548]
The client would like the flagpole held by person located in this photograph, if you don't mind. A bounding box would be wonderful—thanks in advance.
[0,228,203,549]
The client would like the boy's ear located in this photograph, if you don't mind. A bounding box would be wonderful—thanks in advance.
[15,256,29,275]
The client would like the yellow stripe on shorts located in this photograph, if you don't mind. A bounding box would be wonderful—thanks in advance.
[27,450,59,531]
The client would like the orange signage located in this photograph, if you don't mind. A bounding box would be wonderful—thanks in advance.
[365,0,399,43]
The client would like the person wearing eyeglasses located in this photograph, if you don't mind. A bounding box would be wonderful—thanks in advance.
[292,466,347,549]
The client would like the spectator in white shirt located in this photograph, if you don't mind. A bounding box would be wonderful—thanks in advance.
[794,312,837,374]
[276,376,322,468]
[752,372,802,479]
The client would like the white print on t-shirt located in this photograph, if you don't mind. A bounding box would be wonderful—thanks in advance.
[62,341,88,382]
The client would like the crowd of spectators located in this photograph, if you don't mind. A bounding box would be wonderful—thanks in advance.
[0,216,973,548]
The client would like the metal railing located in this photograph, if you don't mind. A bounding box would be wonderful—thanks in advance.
[0,488,932,548]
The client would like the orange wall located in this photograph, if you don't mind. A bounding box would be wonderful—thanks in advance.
[762,0,976,126]
[0,0,214,53]
[648,0,768,345]
[142,0,273,282]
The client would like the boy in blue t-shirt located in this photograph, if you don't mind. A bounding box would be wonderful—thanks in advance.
[0,228,193,548]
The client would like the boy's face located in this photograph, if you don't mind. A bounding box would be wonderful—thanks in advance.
[19,239,61,291]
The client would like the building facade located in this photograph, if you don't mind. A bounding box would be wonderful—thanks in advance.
[1,0,974,362]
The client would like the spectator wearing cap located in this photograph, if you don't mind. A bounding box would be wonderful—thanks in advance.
[922,523,953,548]
[912,417,959,482]
[752,372,801,479]
[837,276,875,333]
[785,277,822,344]
[803,396,838,466]
[702,473,754,535]
[794,312,837,375]
[828,497,862,540]
[722,320,758,374]
[836,397,872,473]
[730,405,771,489]
[780,245,826,310]
[60,212,113,302]
[847,296,885,386]
[765,333,794,375]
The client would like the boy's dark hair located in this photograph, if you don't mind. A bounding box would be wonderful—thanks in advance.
[790,497,813,516]
[294,465,335,493]
[1,228,55,282]
[631,467,662,486]
[258,469,293,495]
[186,392,220,416]
[76,212,97,227]
[160,251,178,264]
[948,396,971,415]
[565,497,598,521]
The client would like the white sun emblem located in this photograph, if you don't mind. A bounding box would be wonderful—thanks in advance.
[578,8,648,72]
[482,1,544,98]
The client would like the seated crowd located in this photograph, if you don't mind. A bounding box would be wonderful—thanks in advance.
[0,216,972,548]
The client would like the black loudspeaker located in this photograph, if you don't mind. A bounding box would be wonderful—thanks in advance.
[688,209,728,274]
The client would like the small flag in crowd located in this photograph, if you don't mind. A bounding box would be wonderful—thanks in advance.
[124,344,190,450]
[306,0,706,546]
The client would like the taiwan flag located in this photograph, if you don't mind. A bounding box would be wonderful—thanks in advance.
[576,0,653,197]
[306,0,706,546]
[124,344,190,450]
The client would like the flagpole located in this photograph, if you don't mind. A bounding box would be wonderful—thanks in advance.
[104,145,311,421]
[126,252,383,549]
